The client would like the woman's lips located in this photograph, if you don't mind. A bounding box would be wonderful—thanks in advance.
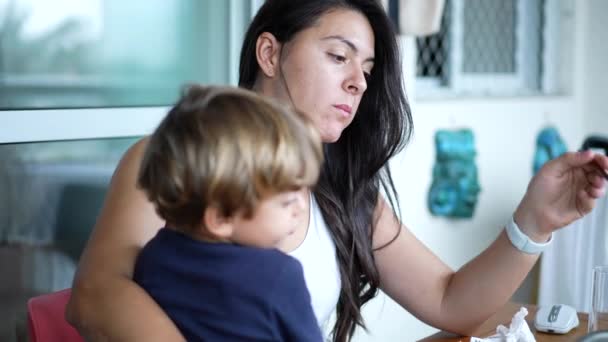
[333,104,352,116]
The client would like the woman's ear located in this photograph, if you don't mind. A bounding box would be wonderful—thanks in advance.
[255,32,281,78]
[203,206,235,240]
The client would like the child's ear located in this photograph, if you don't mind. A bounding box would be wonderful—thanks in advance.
[203,206,235,240]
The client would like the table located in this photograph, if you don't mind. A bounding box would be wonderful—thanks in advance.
[419,302,596,341]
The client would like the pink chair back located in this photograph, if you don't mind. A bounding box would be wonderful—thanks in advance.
[27,289,84,342]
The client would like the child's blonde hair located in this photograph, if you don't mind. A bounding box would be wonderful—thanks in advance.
[138,85,323,233]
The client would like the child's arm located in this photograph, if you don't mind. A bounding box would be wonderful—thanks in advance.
[273,258,324,342]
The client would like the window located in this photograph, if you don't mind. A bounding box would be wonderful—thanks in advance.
[0,137,137,341]
[0,3,256,339]
[0,138,136,245]
[416,0,562,98]
[0,0,252,110]
[0,0,255,144]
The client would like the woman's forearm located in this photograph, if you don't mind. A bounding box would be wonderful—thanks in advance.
[371,198,540,336]
[441,151,608,334]
[440,230,539,335]
[67,274,185,342]
[64,137,183,341]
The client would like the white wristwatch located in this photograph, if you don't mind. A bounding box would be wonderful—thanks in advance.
[505,217,552,255]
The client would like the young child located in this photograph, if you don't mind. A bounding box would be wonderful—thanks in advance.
[133,85,324,341]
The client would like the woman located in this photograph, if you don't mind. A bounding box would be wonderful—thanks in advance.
[67,1,608,341]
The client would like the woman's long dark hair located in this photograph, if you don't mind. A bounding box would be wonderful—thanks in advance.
[239,1,413,341]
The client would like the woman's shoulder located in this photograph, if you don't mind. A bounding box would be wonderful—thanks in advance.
[121,136,150,165]
[108,136,150,185]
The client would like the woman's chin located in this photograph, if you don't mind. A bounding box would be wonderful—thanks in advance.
[321,133,341,143]
[320,128,345,143]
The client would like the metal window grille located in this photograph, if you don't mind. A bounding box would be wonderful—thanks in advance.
[416,0,555,98]
[462,0,517,74]
[416,1,451,85]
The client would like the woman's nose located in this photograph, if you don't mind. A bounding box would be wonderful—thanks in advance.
[345,65,368,95]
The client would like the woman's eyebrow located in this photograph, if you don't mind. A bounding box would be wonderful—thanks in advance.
[321,35,375,63]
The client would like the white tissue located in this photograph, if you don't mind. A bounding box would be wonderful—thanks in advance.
[470,307,536,342]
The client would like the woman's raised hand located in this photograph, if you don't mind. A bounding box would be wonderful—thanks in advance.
[514,150,608,241]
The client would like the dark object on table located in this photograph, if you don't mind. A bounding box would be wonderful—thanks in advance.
[578,330,608,341]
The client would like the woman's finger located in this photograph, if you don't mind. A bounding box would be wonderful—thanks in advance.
[586,171,606,188]
[588,154,608,180]
[587,184,605,199]
[593,173,606,188]
[550,151,595,177]
[578,188,596,215]
[593,153,608,172]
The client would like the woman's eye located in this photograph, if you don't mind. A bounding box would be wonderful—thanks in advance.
[329,53,347,63]
[363,72,371,82]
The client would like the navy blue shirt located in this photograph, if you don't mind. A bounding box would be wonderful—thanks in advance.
[134,228,323,342]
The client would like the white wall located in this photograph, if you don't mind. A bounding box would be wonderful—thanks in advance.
[354,1,597,339]
[581,0,608,135]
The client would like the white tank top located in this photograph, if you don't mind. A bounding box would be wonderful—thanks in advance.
[289,194,341,327]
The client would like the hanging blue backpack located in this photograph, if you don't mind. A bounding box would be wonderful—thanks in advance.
[428,129,481,218]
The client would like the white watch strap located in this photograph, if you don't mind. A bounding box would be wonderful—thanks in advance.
[505,217,552,254]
